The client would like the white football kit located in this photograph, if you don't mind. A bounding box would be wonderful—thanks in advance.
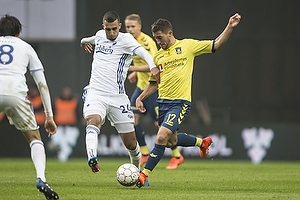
[81,30,156,133]
[0,36,43,97]
[0,36,52,131]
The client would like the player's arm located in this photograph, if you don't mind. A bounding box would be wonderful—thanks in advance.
[129,64,150,72]
[134,47,160,83]
[136,81,158,113]
[31,70,57,137]
[214,13,241,50]
[80,35,96,53]
[127,71,137,83]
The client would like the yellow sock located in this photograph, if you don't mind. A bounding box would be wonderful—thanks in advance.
[195,138,203,147]
[142,169,151,177]
[171,148,181,158]
[140,145,150,156]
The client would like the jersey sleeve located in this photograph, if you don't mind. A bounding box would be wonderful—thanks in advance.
[147,38,158,57]
[134,47,157,70]
[123,33,143,54]
[81,34,96,44]
[31,70,53,117]
[28,45,44,72]
[188,39,215,56]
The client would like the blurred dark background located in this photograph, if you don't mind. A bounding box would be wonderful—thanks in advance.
[30,0,300,124]
[1,0,299,160]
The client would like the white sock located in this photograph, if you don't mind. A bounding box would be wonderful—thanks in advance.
[30,140,46,182]
[128,144,141,170]
[86,125,100,160]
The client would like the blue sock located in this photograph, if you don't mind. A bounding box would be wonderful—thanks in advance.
[135,124,147,146]
[144,144,166,171]
[177,132,196,147]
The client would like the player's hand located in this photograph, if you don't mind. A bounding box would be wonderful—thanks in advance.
[151,67,160,84]
[229,13,241,28]
[44,116,57,137]
[127,71,137,83]
[136,98,146,113]
[81,43,93,53]
[128,65,136,72]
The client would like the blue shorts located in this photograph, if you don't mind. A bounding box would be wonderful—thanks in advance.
[158,99,191,133]
[130,87,158,122]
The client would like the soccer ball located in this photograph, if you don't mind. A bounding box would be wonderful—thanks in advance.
[116,163,139,186]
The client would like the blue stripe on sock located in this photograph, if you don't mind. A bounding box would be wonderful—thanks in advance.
[86,125,100,134]
[30,140,43,148]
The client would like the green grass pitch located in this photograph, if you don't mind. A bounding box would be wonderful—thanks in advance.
[0,158,299,200]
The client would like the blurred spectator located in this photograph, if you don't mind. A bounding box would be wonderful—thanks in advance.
[27,82,45,125]
[50,86,80,162]
[0,111,5,122]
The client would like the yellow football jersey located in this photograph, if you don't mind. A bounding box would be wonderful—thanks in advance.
[132,32,158,90]
[152,39,214,102]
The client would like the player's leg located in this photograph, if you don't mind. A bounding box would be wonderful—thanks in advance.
[137,102,176,187]
[23,130,59,199]
[136,126,173,187]
[83,91,106,173]
[133,113,150,166]
[165,128,184,169]
[85,114,101,172]
[6,96,59,199]
[117,123,141,170]
[144,91,184,169]
[130,87,150,166]
[165,129,184,169]
[164,102,212,158]
[22,129,45,181]
[137,101,209,187]
[166,146,184,169]
[176,132,212,158]
[106,94,141,170]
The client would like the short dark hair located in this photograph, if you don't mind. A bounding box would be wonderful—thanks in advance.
[103,11,120,23]
[0,14,22,36]
[125,14,142,25]
[151,18,172,34]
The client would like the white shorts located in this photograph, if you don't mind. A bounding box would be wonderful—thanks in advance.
[83,89,134,133]
[0,95,39,132]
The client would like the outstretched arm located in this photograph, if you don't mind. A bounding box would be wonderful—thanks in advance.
[136,82,158,113]
[80,36,96,53]
[134,47,160,83]
[214,13,241,50]
[127,71,137,83]
[129,65,150,72]
[31,70,57,137]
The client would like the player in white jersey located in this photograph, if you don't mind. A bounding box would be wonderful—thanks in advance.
[0,15,59,199]
[80,11,159,175]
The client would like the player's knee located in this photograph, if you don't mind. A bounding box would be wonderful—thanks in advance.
[156,134,168,145]
[85,115,101,128]
[166,141,177,148]
[22,130,41,144]
[124,141,137,150]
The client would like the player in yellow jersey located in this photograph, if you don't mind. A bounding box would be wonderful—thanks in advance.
[135,13,241,187]
[125,14,184,169]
